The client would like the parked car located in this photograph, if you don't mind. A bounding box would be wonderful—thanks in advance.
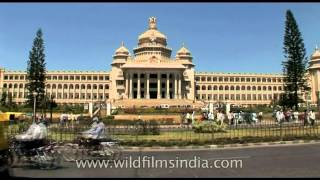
[160,104,170,109]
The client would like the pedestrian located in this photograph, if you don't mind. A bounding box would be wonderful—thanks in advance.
[309,110,315,126]
[293,111,299,123]
[227,111,233,125]
[303,110,309,126]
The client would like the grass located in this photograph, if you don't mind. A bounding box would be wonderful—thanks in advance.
[38,125,320,143]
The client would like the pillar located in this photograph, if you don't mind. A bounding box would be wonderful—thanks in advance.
[174,74,178,99]
[146,73,150,99]
[137,73,141,99]
[129,73,133,99]
[125,72,129,98]
[157,72,161,99]
[166,73,170,99]
[178,74,181,99]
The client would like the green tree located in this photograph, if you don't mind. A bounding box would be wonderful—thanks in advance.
[26,29,47,111]
[0,91,7,107]
[282,10,310,110]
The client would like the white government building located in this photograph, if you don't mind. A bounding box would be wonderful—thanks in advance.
[1,17,320,108]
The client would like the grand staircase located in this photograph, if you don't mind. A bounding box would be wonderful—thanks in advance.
[113,99,204,108]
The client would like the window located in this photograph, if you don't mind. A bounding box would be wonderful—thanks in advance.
[202,85,206,90]
[207,86,212,90]
[196,85,200,90]
[201,77,206,82]
[224,77,229,82]
[247,86,251,91]
[225,86,229,90]
[219,86,223,90]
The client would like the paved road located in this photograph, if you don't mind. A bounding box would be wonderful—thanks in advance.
[9,143,320,178]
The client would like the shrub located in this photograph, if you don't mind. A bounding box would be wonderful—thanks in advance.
[134,120,160,135]
[192,120,227,133]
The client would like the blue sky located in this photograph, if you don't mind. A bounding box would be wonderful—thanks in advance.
[0,3,320,73]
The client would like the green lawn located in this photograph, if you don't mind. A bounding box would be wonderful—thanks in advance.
[42,125,320,143]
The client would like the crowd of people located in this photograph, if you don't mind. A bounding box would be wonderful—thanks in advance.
[273,109,316,126]
[183,110,264,126]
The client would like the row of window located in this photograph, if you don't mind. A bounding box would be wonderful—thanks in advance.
[3,83,110,90]
[7,92,109,100]
[196,93,280,101]
[3,75,110,81]
[196,85,283,91]
[195,76,283,83]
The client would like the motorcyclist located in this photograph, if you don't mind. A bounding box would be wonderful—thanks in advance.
[14,117,48,151]
[81,116,106,140]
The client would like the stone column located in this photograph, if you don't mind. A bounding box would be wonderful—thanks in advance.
[125,72,129,98]
[146,73,150,99]
[166,73,170,99]
[157,72,161,99]
[137,73,141,99]
[129,73,133,99]
[178,74,181,99]
[174,74,178,99]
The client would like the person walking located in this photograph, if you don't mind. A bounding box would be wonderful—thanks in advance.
[303,110,309,126]
[309,110,316,126]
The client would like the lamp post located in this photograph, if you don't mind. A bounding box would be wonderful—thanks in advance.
[33,91,38,123]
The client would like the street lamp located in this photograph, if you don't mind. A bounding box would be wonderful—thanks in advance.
[33,91,38,123]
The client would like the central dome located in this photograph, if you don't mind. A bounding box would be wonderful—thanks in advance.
[138,17,167,46]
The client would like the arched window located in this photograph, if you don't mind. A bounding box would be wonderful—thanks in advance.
[207,85,212,90]
[105,84,109,89]
[241,86,245,90]
[52,84,56,89]
[225,86,229,90]
[46,84,51,89]
[87,84,91,89]
[230,86,235,90]
[63,84,68,89]
[93,84,97,89]
[219,85,224,90]
[202,85,206,90]
[196,85,200,90]
[58,84,62,89]
[99,84,103,89]
[75,84,80,89]
[252,86,256,91]
[258,86,261,91]
[273,86,277,91]
[268,86,272,91]
[14,84,18,88]
[236,86,240,90]
[81,84,86,89]
[247,86,251,91]
[3,83,7,88]
[213,86,217,90]
[69,84,74,89]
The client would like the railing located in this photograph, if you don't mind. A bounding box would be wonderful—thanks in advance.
[5,119,320,145]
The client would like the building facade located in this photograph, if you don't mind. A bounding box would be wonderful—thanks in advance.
[0,17,320,107]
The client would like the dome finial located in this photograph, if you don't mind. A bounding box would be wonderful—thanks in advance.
[316,44,318,50]
[182,42,185,47]
[149,17,157,30]
[121,41,124,47]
